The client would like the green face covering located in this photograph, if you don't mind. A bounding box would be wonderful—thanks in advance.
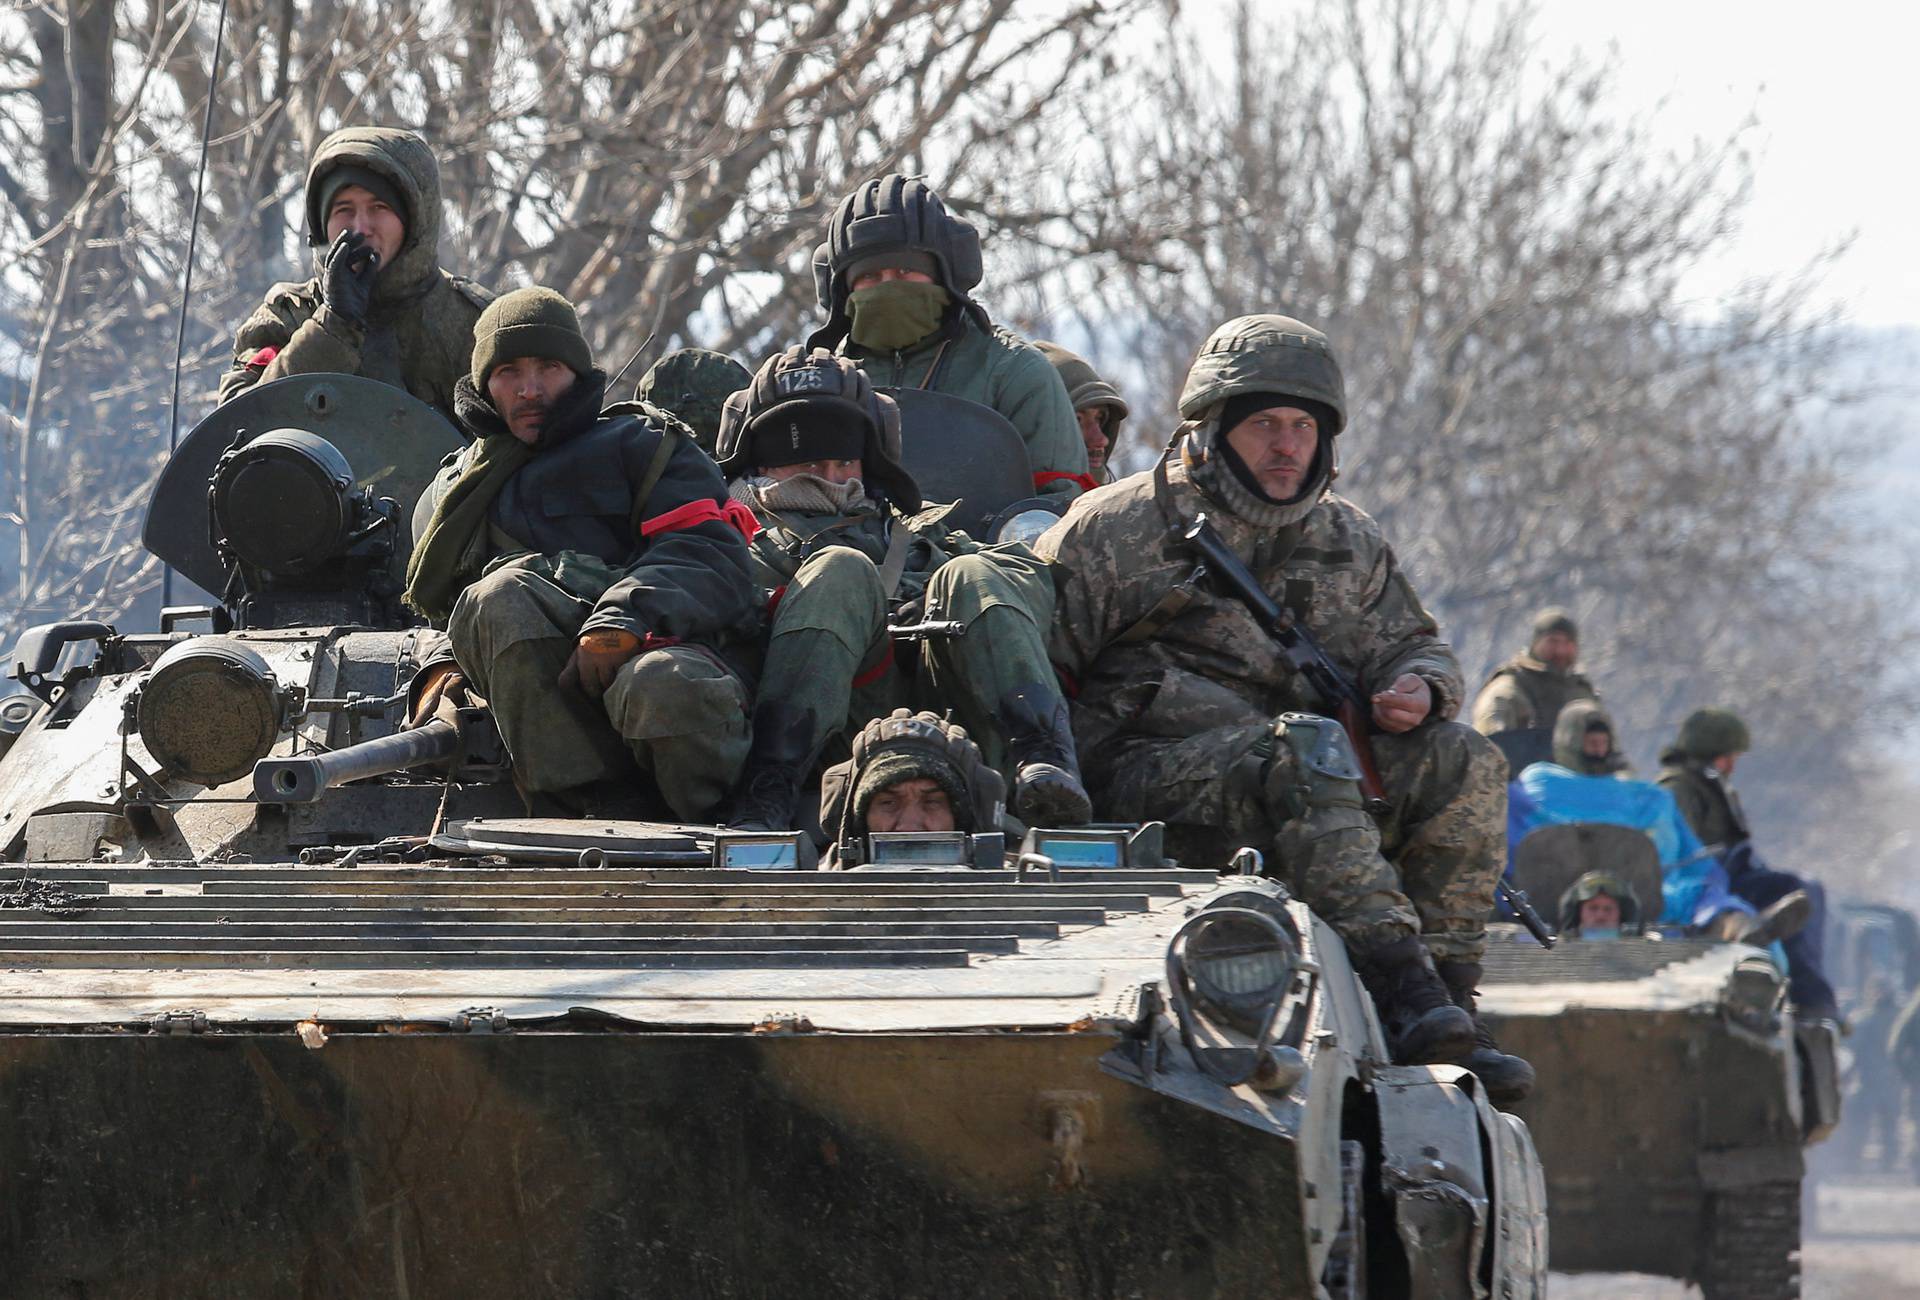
[847,280,950,351]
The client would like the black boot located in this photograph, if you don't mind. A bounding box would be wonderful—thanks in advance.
[1437,959,1536,1105]
[1353,937,1476,1066]
[726,703,822,832]
[996,683,1092,827]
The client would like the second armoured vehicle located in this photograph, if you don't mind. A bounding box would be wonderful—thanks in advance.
[1478,821,1840,1300]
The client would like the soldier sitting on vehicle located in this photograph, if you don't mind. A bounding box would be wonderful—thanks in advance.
[1555,871,1643,940]
[402,287,761,819]
[219,126,493,424]
[632,348,752,458]
[1471,607,1600,760]
[1035,314,1532,1101]
[1658,708,1840,1019]
[1034,341,1129,484]
[1510,701,1806,946]
[807,174,1092,500]
[816,710,1007,867]
[716,347,1088,834]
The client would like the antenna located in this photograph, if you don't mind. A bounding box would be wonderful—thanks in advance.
[160,0,232,611]
[607,331,658,390]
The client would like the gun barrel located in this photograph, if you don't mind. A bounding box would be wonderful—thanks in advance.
[253,719,459,804]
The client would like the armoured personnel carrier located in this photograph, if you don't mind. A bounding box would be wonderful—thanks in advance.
[0,375,1547,1296]
[1477,822,1841,1300]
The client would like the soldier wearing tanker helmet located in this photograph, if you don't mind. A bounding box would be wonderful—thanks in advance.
[1034,340,1130,484]
[219,127,493,423]
[716,347,1087,834]
[402,288,762,821]
[816,710,1008,867]
[1035,315,1533,1101]
[808,174,1093,500]
[633,348,752,458]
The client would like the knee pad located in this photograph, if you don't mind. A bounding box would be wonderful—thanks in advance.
[1267,712,1366,817]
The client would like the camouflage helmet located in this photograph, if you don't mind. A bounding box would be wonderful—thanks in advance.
[818,709,1006,851]
[1032,341,1129,427]
[714,346,922,512]
[1177,315,1347,434]
[812,174,984,323]
[633,348,750,457]
[1675,708,1751,760]
[1557,870,1643,934]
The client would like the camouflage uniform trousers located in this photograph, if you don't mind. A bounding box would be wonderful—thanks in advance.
[1096,716,1504,961]
[758,543,1055,771]
[447,558,750,820]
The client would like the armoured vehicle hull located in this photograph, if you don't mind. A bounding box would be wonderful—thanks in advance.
[1479,930,1839,1299]
[0,851,1546,1298]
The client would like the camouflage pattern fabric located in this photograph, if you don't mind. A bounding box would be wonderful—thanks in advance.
[218,127,492,421]
[634,349,751,457]
[1471,653,1600,736]
[1036,436,1502,959]
[448,554,749,818]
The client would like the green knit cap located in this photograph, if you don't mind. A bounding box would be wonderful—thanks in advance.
[1675,708,1750,760]
[1531,606,1578,641]
[470,287,593,389]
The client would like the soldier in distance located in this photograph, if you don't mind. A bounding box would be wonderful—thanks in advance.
[715,347,1088,834]
[403,288,761,820]
[808,174,1093,500]
[219,127,493,424]
[1035,340,1129,484]
[1657,708,1840,1019]
[1471,606,1600,739]
[1555,871,1643,940]
[1034,314,1531,1100]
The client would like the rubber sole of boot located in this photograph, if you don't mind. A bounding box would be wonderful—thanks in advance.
[1394,1004,1477,1066]
[1013,762,1093,827]
[1469,1048,1536,1105]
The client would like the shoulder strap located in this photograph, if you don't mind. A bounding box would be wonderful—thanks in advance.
[629,425,684,538]
[876,522,913,599]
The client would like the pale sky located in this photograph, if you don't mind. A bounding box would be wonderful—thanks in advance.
[1533,0,1917,327]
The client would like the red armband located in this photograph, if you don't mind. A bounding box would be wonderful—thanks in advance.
[640,498,761,541]
[852,641,896,689]
[245,346,280,369]
[1034,470,1099,493]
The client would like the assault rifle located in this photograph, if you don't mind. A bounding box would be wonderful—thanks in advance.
[1178,513,1557,948]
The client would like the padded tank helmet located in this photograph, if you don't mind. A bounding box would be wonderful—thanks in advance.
[714,347,922,512]
[1177,315,1347,434]
[1557,870,1644,935]
[818,709,1007,849]
[812,174,984,324]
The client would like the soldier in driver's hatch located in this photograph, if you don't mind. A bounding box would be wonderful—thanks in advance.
[816,710,1008,868]
[402,288,761,820]
[807,174,1093,500]
[715,347,1087,834]
[219,127,493,422]
[1034,315,1533,1101]
[1471,606,1601,738]
[1034,340,1129,485]
[632,348,751,458]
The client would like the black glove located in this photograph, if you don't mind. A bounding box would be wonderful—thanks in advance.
[320,229,380,326]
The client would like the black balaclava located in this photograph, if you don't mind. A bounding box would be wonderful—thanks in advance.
[1214,391,1339,504]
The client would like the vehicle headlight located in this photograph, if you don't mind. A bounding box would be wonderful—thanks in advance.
[988,496,1067,546]
[1180,908,1299,1032]
[136,637,286,786]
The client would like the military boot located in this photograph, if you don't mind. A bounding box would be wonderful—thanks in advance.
[996,683,1093,827]
[1353,937,1476,1066]
[1437,959,1536,1105]
[726,703,822,832]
